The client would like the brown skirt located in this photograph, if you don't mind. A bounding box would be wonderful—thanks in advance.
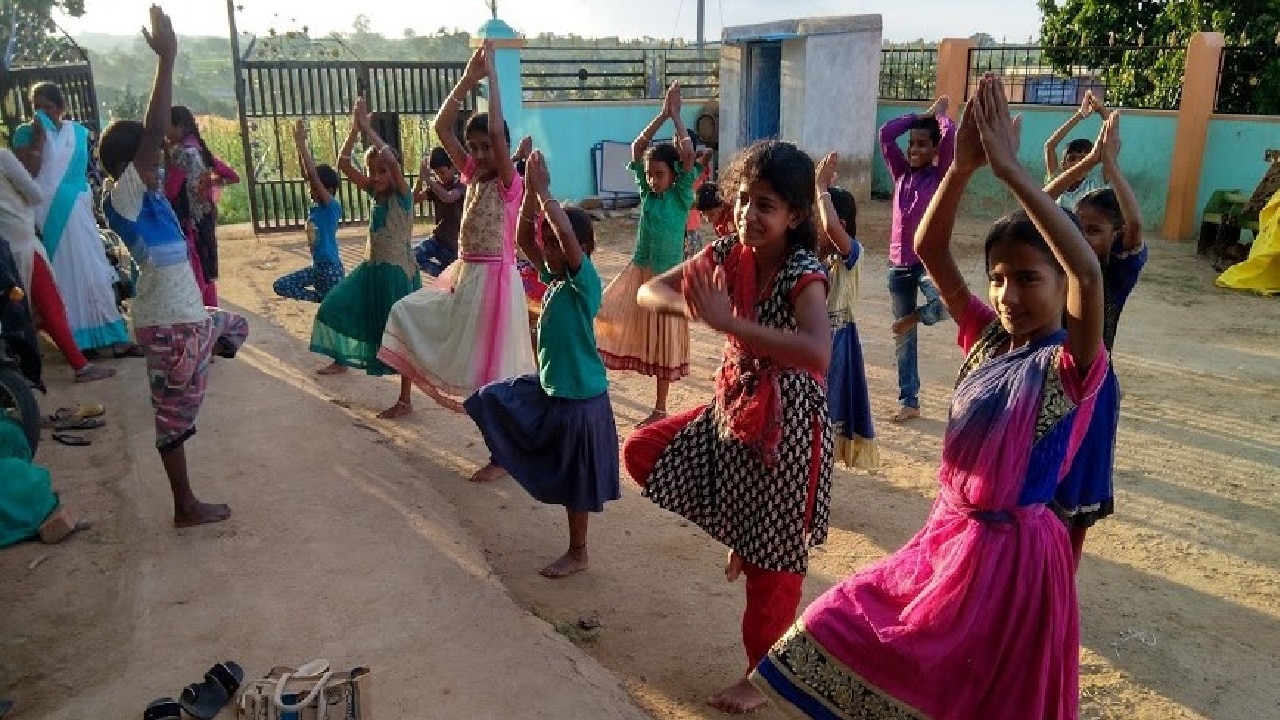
[595,263,690,381]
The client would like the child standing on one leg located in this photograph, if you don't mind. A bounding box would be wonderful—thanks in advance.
[99,6,249,527]
[623,140,833,714]
[754,73,1114,720]
[814,152,879,471]
[272,119,344,303]
[464,150,620,576]
[596,81,701,427]
[1044,90,1110,209]
[880,95,955,422]
[309,98,421,377]
[411,147,465,277]
[376,42,535,418]
[1046,113,1147,568]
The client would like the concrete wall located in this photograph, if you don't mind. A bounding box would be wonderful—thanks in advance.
[799,31,882,203]
[718,43,744,165]
[519,102,704,202]
[719,15,883,203]
[871,100,1178,231]
[1197,115,1280,226]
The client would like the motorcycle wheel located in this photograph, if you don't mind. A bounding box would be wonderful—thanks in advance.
[0,365,40,455]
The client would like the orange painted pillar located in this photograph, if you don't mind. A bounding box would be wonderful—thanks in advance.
[1163,32,1225,240]
[935,38,975,119]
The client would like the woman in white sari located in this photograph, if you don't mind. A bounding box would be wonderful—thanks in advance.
[12,82,138,356]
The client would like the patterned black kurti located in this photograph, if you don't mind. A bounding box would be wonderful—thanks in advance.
[643,236,833,574]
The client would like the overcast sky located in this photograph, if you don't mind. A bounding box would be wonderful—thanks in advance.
[56,0,1045,43]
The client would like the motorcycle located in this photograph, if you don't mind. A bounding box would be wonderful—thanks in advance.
[0,241,43,454]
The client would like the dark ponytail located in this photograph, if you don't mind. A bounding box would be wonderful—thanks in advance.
[170,105,215,167]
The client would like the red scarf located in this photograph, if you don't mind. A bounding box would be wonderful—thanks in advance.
[707,244,784,467]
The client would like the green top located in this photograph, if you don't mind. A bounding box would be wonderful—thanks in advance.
[538,256,608,399]
[629,159,700,274]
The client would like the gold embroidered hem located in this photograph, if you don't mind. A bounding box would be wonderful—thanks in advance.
[834,432,880,473]
[750,624,929,720]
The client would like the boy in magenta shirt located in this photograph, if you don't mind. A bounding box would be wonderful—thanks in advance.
[879,96,955,422]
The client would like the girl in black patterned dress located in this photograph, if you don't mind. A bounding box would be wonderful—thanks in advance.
[622,140,833,715]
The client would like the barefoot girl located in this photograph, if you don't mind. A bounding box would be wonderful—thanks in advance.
[166,105,220,306]
[814,152,878,471]
[1045,112,1146,567]
[596,82,701,427]
[753,74,1114,720]
[100,5,249,528]
[309,98,420,376]
[464,150,620,576]
[273,119,344,303]
[376,42,534,417]
[623,140,833,714]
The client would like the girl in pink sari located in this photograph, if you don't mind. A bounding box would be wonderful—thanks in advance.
[752,75,1113,719]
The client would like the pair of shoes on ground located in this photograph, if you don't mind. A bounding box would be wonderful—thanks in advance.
[144,661,243,720]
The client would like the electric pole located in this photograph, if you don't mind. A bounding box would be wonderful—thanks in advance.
[696,0,705,57]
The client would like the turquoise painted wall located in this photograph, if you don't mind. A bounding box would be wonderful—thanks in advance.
[872,101,1176,230]
[520,102,702,202]
[1197,116,1280,227]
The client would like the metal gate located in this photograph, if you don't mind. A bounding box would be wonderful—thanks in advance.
[236,51,472,233]
[1,11,100,136]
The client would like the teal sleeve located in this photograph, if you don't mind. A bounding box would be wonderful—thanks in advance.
[673,163,701,211]
[628,159,651,195]
[10,124,33,149]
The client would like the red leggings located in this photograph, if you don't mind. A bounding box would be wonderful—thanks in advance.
[29,255,88,371]
[624,406,805,671]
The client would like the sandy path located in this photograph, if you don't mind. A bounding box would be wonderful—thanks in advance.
[0,299,647,718]
[3,199,1278,719]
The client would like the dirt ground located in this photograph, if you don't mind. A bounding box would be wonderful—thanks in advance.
[3,198,1278,719]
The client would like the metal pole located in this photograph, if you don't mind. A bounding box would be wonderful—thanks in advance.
[696,0,706,57]
[226,0,261,234]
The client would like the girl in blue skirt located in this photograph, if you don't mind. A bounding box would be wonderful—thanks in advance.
[815,153,879,471]
[464,149,620,579]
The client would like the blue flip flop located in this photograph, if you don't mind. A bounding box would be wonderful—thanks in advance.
[143,697,180,720]
[180,661,244,720]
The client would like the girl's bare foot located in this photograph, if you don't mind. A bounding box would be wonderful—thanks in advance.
[376,400,412,419]
[724,549,744,581]
[890,406,921,423]
[637,409,668,428]
[174,501,231,528]
[469,462,508,483]
[316,362,347,376]
[540,545,588,578]
[707,679,768,714]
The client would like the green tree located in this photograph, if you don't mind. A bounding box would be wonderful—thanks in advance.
[109,82,144,119]
[1038,0,1280,113]
[1,0,87,65]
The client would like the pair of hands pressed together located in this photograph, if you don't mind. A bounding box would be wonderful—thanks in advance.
[952,75,1026,180]
[463,40,498,86]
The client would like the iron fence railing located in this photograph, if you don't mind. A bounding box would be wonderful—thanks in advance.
[967,45,1186,111]
[1216,46,1280,115]
[521,45,719,102]
[236,58,472,232]
[879,48,938,101]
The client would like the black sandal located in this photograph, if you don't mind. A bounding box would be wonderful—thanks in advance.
[51,433,91,447]
[180,661,243,720]
[143,697,181,720]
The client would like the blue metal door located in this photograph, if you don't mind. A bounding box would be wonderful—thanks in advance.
[745,42,781,143]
